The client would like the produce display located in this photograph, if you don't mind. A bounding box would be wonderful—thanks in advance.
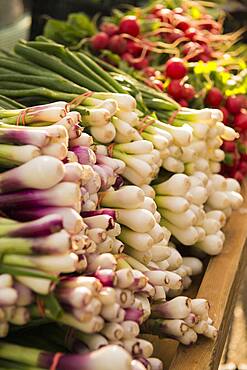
[43,0,247,181]
[0,0,246,369]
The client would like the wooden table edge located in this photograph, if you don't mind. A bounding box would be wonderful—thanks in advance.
[169,182,247,370]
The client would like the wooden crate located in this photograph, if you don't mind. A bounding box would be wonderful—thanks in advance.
[143,182,247,370]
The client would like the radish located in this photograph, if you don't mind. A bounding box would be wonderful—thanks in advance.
[223,141,236,153]
[153,80,164,91]
[241,152,247,161]
[182,41,201,56]
[127,41,143,57]
[144,67,156,77]
[91,32,109,50]
[100,23,119,36]
[132,58,149,70]
[179,99,189,107]
[181,84,195,101]
[200,54,211,62]
[220,107,229,124]
[226,96,244,114]
[119,16,140,37]
[205,88,223,108]
[185,27,197,41]
[239,161,247,175]
[164,29,184,43]
[174,15,190,31]
[201,43,213,57]
[109,35,127,54]
[165,58,187,80]
[122,53,133,63]
[167,80,183,99]
[233,171,244,182]
[234,113,247,132]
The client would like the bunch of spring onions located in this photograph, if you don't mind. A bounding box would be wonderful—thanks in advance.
[96,142,161,186]
[0,95,163,187]
[143,296,217,345]
[136,108,238,176]
[154,172,243,254]
[0,274,33,338]
[206,175,243,217]
[0,101,168,368]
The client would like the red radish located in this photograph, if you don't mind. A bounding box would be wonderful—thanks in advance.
[144,67,156,77]
[241,153,247,161]
[199,22,214,31]
[220,107,229,124]
[153,80,164,91]
[119,16,140,37]
[205,87,223,108]
[164,29,184,43]
[91,32,109,50]
[226,96,244,114]
[122,52,149,71]
[165,58,187,80]
[181,84,195,101]
[185,27,197,41]
[100,23,119,36]
[201,43,213,56]
[182,42,202,56]
[127,41,143,57]
[238,161,247,175]
[233,112,247,132]
[122,52,133,63]
[242,95,247,108]
[167,80,183,100]
[132,58,149,70]
[109,35,127,54]
[179,99,189,107]
[223,141,236,153]
[233,171,244,182]
[200,54,211,62]
[174,15,190,31]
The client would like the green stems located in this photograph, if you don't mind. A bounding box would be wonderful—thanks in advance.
[0,87,77,101]
[0,95,25,109]
[14,42,107,92]
[0,74,86,95]
[0,343,40,367]
[0,57,56,77]
[0,359,44,370]
[77,52,126,93]
[144,98,178,111]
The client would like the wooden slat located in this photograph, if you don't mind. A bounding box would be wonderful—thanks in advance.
[169,182,247,370]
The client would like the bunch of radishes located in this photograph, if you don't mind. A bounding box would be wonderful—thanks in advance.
[165,58,195,107]
[90,15,147,70]
[204,91,247,181]
[148,3,221,58]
